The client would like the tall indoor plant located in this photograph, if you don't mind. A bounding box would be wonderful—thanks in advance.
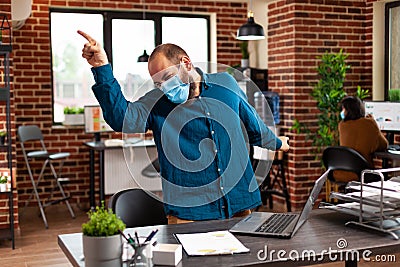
[292,49,369,154]
[82,202,126,267]
[239,41,249,68]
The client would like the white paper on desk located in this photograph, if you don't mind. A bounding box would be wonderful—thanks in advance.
[175,230,249,256]
[347,181,400,199]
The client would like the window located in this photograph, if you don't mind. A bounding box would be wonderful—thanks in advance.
[50,9,210,124]
[50,12,103,123]
[385,1,400,101]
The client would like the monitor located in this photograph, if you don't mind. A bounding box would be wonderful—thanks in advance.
[364,101,400,132]
[84,105,113,137]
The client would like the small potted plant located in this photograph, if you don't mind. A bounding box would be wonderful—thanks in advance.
[0,131,6,145]
[82,202,126,267]
[0,175,7,192]
[63,106,84,126]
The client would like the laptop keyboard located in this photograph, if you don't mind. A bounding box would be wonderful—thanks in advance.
[256,213,297,234]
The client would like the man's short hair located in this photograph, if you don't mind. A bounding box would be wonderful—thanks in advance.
[149,43,188,65]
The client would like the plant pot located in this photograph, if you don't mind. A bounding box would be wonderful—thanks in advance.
[82,234,123,267]
[63,114,84,126]
[0,183,7,192]
[0,135,5,145]
[241,59,249,68]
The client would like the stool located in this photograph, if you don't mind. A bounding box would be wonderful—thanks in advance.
[18,125,75,228]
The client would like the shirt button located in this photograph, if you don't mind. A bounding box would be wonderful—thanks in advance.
[217,168,221,172]
[215,149,218,153]
[206,112,210,116]
[220,186,224,190]
[211,130,215,135]
[199,96,202,99]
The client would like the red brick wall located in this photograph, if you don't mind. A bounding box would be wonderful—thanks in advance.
[268,0,377,210]
[12,0,247,211]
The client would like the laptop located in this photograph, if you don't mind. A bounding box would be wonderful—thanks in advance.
[229,170,328,238]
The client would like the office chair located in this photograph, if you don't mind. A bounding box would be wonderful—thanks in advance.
[18,125,75,228]
[109,188,167,228]
[141,158,160,178]
[322,146,372,202]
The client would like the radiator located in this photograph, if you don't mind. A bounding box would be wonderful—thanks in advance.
[104,146,161,194]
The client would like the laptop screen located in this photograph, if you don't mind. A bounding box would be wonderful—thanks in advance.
[292,170,329,235]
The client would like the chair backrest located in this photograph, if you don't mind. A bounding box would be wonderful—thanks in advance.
[141,158,160,178]
[18,125,44,143]
[322,146,372,180]
[109,188,167,228]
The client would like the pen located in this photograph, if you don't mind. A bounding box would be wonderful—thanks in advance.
[127,233,136,244]
[118,229,130,243]
[144,229,159,243]
[135,231,140,245]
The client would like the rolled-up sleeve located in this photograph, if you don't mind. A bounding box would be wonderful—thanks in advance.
[239,98,282,150]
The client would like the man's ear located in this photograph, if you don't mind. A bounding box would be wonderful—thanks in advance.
[181,56,193,71]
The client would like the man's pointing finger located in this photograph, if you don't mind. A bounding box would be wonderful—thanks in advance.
[77,30,96,45]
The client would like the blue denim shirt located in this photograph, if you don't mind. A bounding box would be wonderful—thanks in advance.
[91,64,282,220]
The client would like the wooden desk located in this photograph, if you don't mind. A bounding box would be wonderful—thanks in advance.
[83,140,156,208]
[58,209,400,267]
[374,151,400,169]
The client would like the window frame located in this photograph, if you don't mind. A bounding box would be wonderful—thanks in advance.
[384,1,400,100]
[49,8,210,125]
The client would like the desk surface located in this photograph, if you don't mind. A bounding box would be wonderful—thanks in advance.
[58,209,400,267]
[375,150,400,160]
[83,139,156,151]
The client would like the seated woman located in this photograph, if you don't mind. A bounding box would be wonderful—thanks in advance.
[335,96,389,182]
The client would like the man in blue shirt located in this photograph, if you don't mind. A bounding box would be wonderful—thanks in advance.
[78,30,289,223]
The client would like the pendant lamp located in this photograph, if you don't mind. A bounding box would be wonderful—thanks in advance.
[237,7,265,41]
[137,0,149,62]
[137,49,149,62]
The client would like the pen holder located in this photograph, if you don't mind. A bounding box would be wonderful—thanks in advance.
[128,241,152,267]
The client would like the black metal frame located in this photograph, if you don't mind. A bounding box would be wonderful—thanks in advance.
[0,43,14,249]
[384,1,400,100]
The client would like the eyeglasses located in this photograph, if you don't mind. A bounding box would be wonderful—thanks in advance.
[153,63,182,89]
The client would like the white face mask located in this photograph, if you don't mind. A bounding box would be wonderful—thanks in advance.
[161,64,190,104]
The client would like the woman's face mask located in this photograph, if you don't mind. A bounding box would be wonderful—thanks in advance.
[160,64,190,104]
[340,110,345,120]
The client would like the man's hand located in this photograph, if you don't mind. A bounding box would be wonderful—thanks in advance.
[77,30,108,67]
[278,136,290,152]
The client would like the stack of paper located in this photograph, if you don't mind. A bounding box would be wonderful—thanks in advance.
[175,230,249,256]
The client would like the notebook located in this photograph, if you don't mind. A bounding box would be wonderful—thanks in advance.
[229,170,328,238]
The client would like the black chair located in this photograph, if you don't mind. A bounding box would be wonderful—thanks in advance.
[141,158,160,178]
[18,125,75,228]
[322,146,373,201]
[109,188,167,228]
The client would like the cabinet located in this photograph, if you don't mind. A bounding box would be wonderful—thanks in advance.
[0,44,15,249]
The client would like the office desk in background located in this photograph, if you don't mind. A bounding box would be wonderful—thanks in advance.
[83,139,159,208]
[374,151,400,169]
[58,209,400,267]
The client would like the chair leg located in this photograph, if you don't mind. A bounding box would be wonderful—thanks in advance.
[325,180,331,203]
[49,162,75,219]
[24,158,49,228]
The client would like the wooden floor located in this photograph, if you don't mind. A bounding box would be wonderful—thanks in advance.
[0,204,398,267]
